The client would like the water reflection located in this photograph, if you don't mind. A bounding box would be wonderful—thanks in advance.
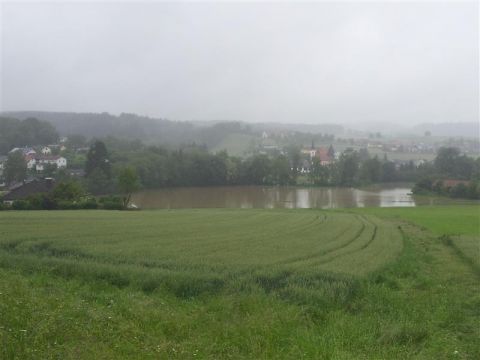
[132,185,417,209]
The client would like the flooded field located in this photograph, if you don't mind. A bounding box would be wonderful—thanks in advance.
[132,184,420,209]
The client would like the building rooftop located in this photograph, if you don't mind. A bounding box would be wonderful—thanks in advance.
[2,178,55,201]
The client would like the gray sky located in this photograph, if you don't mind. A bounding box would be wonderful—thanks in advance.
[1,1,478,124]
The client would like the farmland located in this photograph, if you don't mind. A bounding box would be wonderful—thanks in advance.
[0,207,479,359]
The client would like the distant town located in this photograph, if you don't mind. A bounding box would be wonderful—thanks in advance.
[1,113,479,208]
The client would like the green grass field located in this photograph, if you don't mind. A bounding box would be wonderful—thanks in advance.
[0,206,479,359]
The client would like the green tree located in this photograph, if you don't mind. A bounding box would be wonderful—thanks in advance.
[0,117,58,154]
[52,181,85,202]
[310,158,330,185]
[337,150,359,186]
[381,161,397,182]
[66,134,87,149]
[245,154,271,185]
[117,167,140,208]
[271,155,292,185]
[359,156,381,184]
[285,145,301,181]
[4,151,27,185]
[85,141,111,178]
[86,168,112,195]
[85,141,113,194]
[434,147,460,177]
[358,148,370,162]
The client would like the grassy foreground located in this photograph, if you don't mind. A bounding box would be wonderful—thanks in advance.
[0,206,479,359]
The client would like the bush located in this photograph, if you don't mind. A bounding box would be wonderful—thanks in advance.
[6,194,120,211]
[57,200,81,210]
[27,193,58,210]
[102,201,124,210]
[99,195,124,210]
[12,200,33,210]
[81,199,98,209]
[412,177,434,194]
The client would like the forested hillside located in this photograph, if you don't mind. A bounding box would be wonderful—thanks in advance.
[1,111,252,149]
[0,117,59,154]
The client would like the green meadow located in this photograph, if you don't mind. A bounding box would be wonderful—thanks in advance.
[0,206,479,359]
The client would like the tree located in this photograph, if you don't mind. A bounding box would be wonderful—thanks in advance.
[285,145,301,181]
[85,141,111,177]
[271,155,292,185]
[381,161,397,182]
[85,141,113,194]
[359,156,381,184]
[4,151,27,185]
[52,181,85,202]
[0,117,58,154]
[434,147,475,179]
[66,134,87,149]
[358,148,370,162]
[245,154,271,185]
[337,150,360,186]
[434,147,460,177]
[310,158,330,185]
[86,168,112,195]
[117,167,140,208]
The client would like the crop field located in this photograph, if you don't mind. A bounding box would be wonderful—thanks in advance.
[352,205,480,236]
[0,210,403,281]
[0,207,479,359]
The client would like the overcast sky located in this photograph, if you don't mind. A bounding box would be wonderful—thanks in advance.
[0,1,478,125]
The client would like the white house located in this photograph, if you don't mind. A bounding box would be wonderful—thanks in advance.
[36,155,67,169]
[28,155,67,172]
[41,146,52,155]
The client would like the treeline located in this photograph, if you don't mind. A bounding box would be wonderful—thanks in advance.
[84,140,294,191]
[79,138,427,192]
[307,150,428,186]
[412,147,480,199]
[0,117,59,154]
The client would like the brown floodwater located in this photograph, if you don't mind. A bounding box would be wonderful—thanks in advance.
[131,184,429,209]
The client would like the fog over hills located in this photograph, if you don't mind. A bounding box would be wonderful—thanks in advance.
[411,123,480,138]
[1,2,478,126]
[2,111,478,141]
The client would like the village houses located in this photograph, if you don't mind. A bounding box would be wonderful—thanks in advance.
[298,145,336,173]
[10,146,67,172]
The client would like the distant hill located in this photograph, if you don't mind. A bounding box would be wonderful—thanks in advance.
[412,122,479,138]
[0,111,255,151]
[1,111,196,144]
